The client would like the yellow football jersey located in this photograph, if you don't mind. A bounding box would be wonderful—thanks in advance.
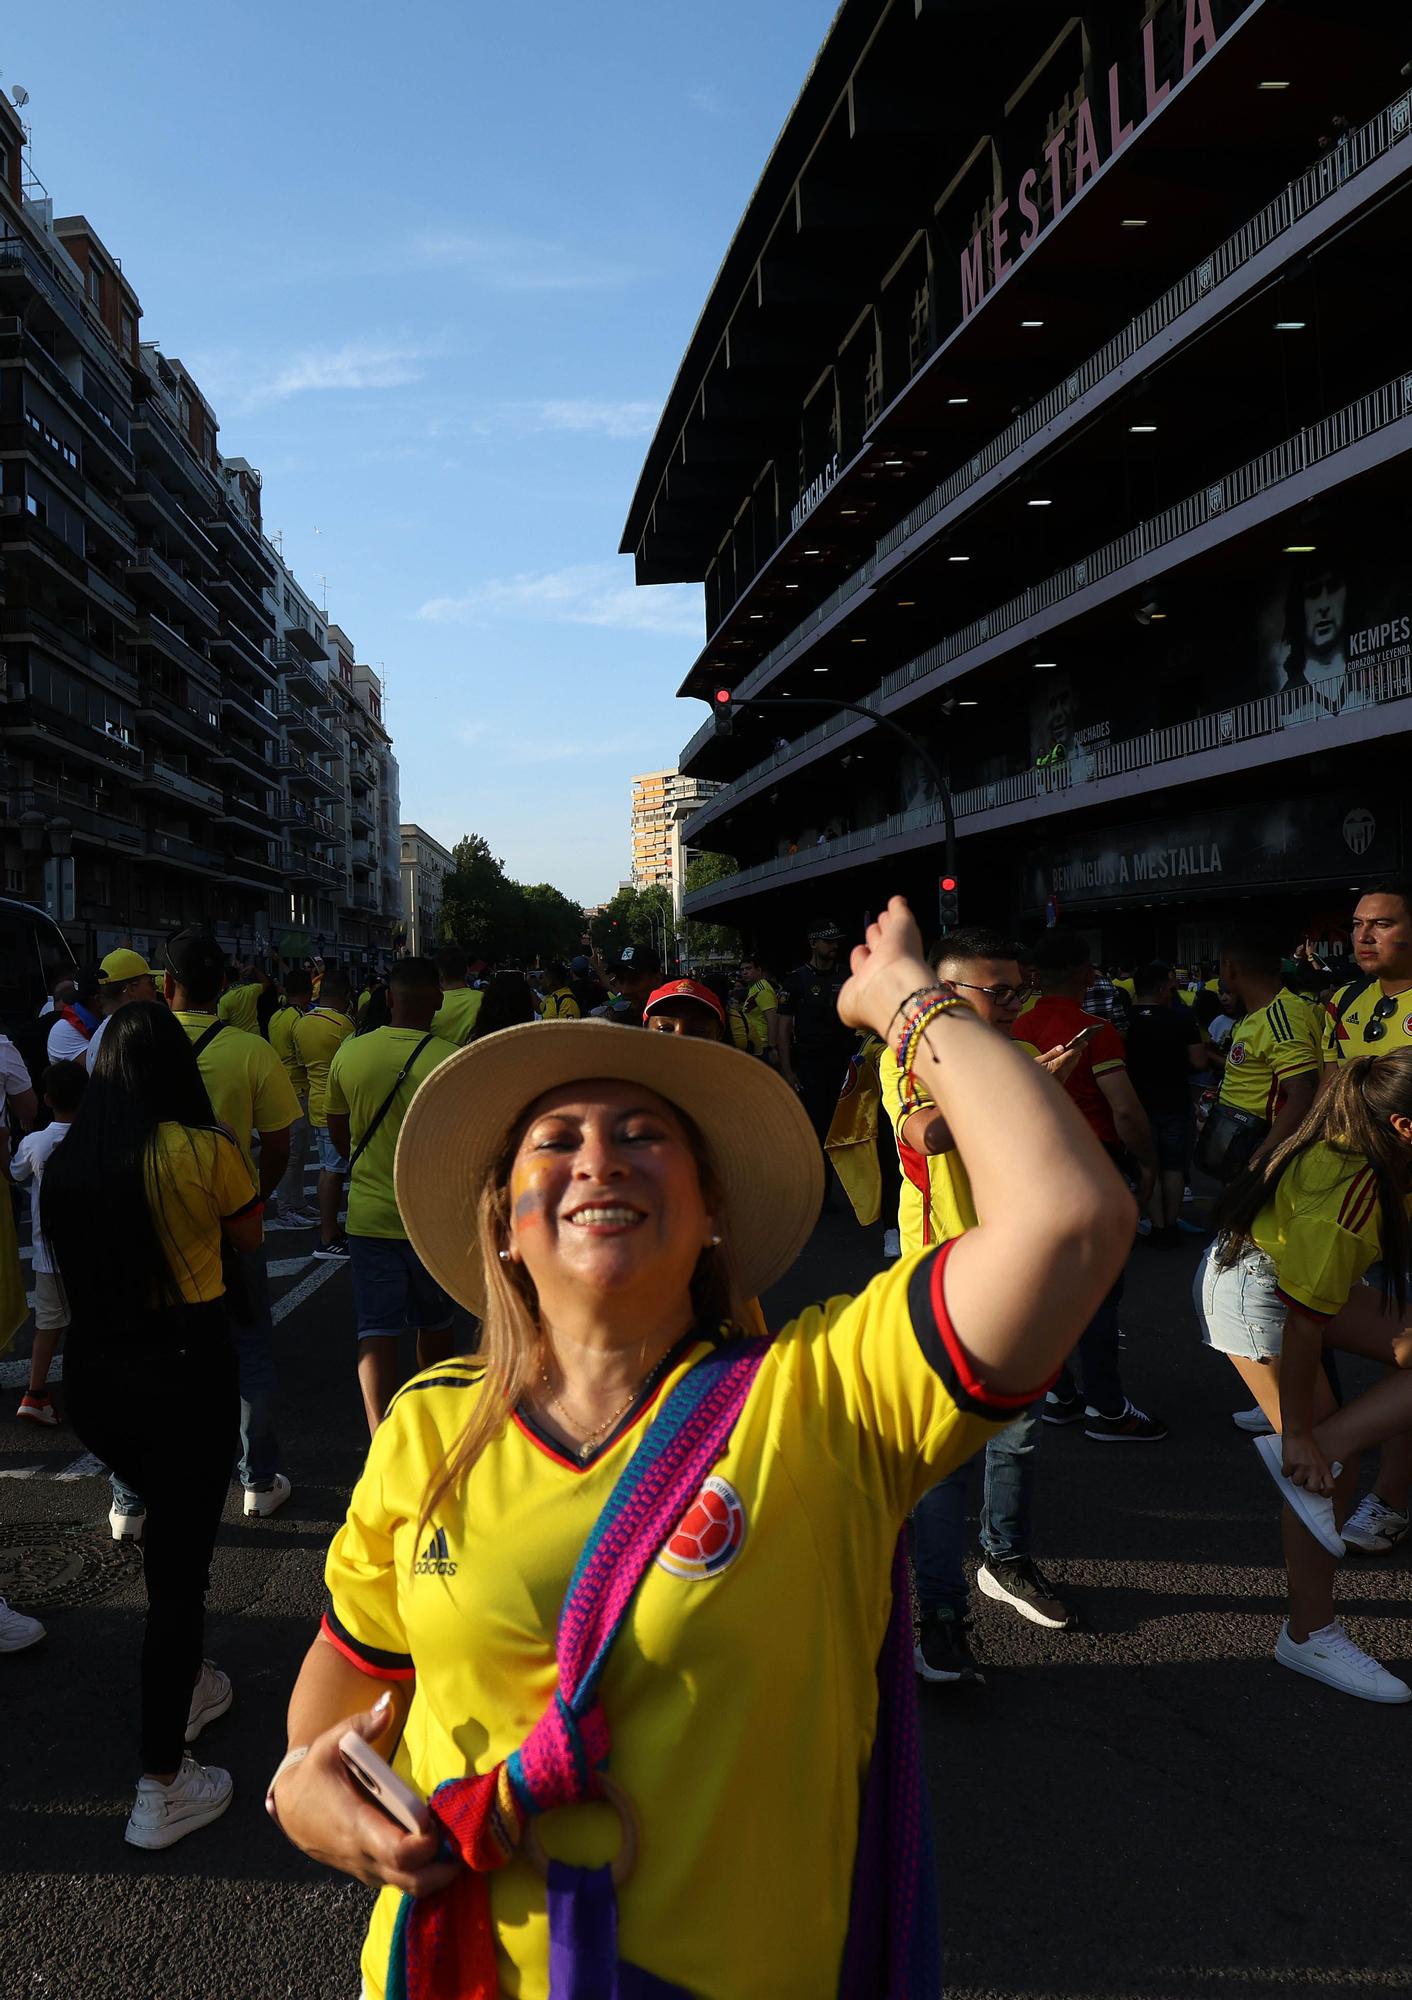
[1322,980,1412,1065]
[324,1247,1022,1999]
[1250,1141,1410,1320]
[1219,989,1321,1122]
[877,1045,978,1253]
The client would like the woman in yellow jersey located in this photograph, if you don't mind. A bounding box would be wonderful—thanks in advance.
[270,898,1132,2000]
[1197,1050,1412,1703]
[42,1003,264,1847]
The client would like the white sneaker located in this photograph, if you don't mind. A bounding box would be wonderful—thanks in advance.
[0,1598,45,1653]
[243,1471,290,1519]
[882,1228,901,1261]
[185,1660,232,1744]
[1342,1493,1412,1556]
[1275,1620,1411,1704]
[124,1756,234,1848]
[109,1502,145,1542]
[1252,1433,1344,1556]
[1232,1406,1274,1435]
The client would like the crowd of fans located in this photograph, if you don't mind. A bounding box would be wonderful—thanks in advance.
[0,881,1409,1989]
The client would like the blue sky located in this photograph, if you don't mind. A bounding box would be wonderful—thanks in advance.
[7,0,836,900]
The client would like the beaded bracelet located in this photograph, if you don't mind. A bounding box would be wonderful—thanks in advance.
[886,983,956,1039]
[895,992,974,1110]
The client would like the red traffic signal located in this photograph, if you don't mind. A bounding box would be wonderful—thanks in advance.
[712,686,734,736]
[713,686,732,704]
[940,875,957,893]
[938,873,960,934]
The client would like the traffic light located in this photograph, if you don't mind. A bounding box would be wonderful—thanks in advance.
[938,874,960,934]
[712,686,734,737]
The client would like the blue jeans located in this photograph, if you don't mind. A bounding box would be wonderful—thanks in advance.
[1054,1272,1125,1417]
[913,1399,1043,1617]
[111,1244,277,1514]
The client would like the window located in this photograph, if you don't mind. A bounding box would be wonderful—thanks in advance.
[86,261,103,309]
[179,393,191,430]
[121,309,134,353]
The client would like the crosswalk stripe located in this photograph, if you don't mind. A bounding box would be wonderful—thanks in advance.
[0,1357,63,1388]
[53,1451,107,1481]
[272,1258,344,1324]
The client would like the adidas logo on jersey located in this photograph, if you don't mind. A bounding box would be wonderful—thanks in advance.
[414,1525,457,1577]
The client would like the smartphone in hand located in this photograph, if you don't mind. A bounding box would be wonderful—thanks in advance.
[339,1731,431,1837]
[1064,1023,1103,1053]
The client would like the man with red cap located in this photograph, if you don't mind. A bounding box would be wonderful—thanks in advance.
[642,979,725,1042]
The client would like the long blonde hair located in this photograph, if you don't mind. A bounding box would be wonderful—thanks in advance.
[419,1105,739,1535]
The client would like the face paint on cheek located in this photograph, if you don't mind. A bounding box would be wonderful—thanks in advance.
[510,1161,554,1228]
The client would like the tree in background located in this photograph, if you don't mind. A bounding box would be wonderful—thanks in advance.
[438,832,585,965]
[683,852,740,963]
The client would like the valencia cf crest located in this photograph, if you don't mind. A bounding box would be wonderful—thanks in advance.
[656,1475,747,1580]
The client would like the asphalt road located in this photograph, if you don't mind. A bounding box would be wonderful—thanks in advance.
[2,1183,1409,2000]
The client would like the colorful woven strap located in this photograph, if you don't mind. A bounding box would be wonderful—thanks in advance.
[388,1336,771,2000]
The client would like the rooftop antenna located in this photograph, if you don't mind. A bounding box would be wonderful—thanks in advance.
[318,572,328,616]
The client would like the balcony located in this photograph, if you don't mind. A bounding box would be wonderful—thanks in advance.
[280,622,325,664]
[277,692,336,754]
[210,736,276,787]
[220,684,278,734]
[136,683,221,749]
[0,237,132,408]
[223,850,284,893]
[8,603,139,697]
[7,783,145,855]
[0,319,135,488]
[283,847,343,887]
[274,648,327,704]
[209,564,275,637]
[204,502,277,589]
[134,613,218,691]
[135,759,223,812]
[123,474,219,574]
[131,396,221,515]
[137,830,225,875]
[125,547,220,632]
[209,619,276,690]
[349,796,374,833]
[3,696,143,777]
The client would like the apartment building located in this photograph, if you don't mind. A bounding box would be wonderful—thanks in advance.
[0,93,403,971]
[626,0,1412,963]
[399,823,454,955]
[629,768,719,908]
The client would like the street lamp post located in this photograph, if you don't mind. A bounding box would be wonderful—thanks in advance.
[720,693,958,929]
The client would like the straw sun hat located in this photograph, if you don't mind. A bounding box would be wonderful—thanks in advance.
[394,1019,824,1316]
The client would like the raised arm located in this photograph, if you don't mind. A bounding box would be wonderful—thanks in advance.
[840,898,1133,1395]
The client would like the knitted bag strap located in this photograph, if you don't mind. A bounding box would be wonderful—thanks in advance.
[389,1336,771,2000]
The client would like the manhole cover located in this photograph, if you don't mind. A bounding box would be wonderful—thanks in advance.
[0,1521,141,1607]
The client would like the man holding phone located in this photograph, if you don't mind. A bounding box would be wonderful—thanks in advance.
[1014,931,1165,1444]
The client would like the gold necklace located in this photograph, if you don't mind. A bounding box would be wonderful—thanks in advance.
[538,1338,657,1462]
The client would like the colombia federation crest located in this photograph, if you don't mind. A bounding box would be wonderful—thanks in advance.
[656,1474,747,1580]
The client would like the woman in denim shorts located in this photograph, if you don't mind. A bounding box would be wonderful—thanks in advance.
[1196,1050,1412,1703]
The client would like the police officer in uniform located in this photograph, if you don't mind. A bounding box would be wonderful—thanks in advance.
[778,920,855,1148]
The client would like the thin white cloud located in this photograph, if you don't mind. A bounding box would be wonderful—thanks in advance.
[688,86,729,118]
[417,562,701,639]
[452,719,653,766]
[529,398,659,439]
[262,338,428,401]
[411,228,636,292]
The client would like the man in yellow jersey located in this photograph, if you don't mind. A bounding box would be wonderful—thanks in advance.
[738,954,780,1062]
[267,966,315,1228]
[162,930,300,1519]
[218,963,264,1035]
[430,945,483,1045]
[325,958,461,1433]
[879,926,1076,1680]
[85,947,161,1072]
[1322,881,1412,1556]
[295,967,356,1261]
[538,961,581,1019]
[1214,933,1322,1168]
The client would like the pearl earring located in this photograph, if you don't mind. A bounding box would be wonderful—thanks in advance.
[498,1249,511,1261]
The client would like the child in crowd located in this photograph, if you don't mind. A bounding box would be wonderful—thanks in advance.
[10,1060,87,1425]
